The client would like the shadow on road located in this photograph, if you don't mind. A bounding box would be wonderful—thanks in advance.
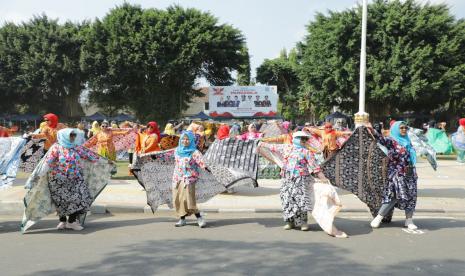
[23,238,465,276]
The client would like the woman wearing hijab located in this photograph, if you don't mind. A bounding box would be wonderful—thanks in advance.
[259,131,321,231]
[45,128,111,230]
[84,120,129,161]
[237,123,263,141]
[216,125,230,140]
[172,131,208,228]
[135,122,161,154]
[88,121,101,138]
[31,113,61,151]
[163,123,176,136]
[370,121,419,230]
[452,118,465,163]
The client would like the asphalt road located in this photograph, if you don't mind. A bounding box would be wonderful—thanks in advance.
[1,212,465,276]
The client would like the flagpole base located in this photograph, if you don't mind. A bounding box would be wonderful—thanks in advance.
[354,111,370,127]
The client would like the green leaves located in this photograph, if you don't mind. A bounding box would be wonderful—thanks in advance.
[296,0,465,121]
[81,4,248,122]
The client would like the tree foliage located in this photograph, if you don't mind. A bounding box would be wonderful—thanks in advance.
[256,49,300,120]
[0,15,87,118]
[297,0,465,120]
[81,4,248,122]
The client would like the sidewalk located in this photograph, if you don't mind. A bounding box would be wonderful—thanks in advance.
[1,159,464,216]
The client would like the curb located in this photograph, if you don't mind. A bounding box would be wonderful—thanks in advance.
[0,202,458,216]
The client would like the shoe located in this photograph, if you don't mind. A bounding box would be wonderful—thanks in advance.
[197,217,207,228]
[66,221,84,231]
[405,219,418,230]
[175,219,186,227]
[283,222,294,230]
[370,215,383,228]
[56,222,66,230]
[300,224,310,231]
[334,231,348,238]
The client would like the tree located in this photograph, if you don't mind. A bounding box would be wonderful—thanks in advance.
[0,15,87,118]
[256,48,300,120]
[81,4,249,122]
[237,46,251,85]
[298,0,465,121]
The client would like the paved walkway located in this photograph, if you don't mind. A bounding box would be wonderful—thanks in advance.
[1,159,464,216]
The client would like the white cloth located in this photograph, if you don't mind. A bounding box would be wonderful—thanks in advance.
[312,182,342,235]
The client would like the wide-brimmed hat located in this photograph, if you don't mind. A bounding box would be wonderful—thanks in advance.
[293,131,310,138]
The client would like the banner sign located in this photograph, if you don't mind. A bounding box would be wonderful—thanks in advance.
[208,86,278,118]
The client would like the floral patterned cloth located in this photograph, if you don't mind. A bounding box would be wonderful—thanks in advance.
[85,128,136,161]
[172,150,206,186]
[237,132,263,141]
[377,135,418,212]
[46,144,99,179]
[21,148,113,232]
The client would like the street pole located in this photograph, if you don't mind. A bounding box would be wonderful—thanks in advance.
[355,0,370,126]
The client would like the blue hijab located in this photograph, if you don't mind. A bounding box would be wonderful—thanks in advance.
[175,131,197,158]
[57,128,85,149]
[390,121,416,164]
[292,137,306,149]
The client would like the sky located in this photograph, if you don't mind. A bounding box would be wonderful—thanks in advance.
[1,0,464,77]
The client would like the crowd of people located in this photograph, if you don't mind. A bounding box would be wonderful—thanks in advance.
[1,112,465,238]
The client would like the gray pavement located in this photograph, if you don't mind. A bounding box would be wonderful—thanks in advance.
[1,213,465,276]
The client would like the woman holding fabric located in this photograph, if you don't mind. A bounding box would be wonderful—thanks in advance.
[135,122,161,154]
[31,113,61,151]
[46,128,111,230]
[172,131,208,228]
[370,121,419,230]
[259,131,321,231]
[84,120,129,161]
[305,122,351,159]
[237,123,263,141]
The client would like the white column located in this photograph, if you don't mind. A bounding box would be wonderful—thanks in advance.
[355,0,370,126]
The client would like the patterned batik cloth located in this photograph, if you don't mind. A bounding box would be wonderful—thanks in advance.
[19,138,46,173]
[320,126,388,217]
[280,175,314,227]
[159,135,180,150]
[408,128,437,170]
[21,150,113,232]
[131,149,226,212]
[0,137,27,189]
[203,138,260,188]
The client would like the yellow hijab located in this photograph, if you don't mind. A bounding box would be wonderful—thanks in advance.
[90,121,101,134]
[164,123,175,135]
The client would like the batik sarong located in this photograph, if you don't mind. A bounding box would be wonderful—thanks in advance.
[280,175,314,227]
